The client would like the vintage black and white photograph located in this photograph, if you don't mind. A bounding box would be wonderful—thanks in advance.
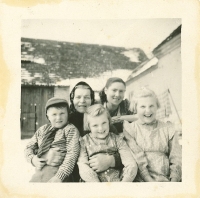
[20,19,182,183]
[1,0,200,196]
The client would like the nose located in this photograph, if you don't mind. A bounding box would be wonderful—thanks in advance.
[98,125,103,132]
[115,91,120,97]
[56,114,61,120]
[80,97,85,103]
[145,107,151,113]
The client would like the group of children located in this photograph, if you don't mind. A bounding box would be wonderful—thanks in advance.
[24,87,182,182]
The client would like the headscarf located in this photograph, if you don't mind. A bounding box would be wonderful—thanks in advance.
[69,81,95,113]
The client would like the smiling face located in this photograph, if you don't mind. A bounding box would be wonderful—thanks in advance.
[136,96,158,124]
[105,82,126,107]
[47,107,68,128]
[73,88,92,113]
[88,112,110,140]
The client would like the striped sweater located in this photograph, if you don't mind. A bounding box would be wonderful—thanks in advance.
[24,123,80,181]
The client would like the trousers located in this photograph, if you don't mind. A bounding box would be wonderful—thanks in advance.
[30,165,72,182]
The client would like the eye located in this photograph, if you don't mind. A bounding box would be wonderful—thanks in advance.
[85,96,91,100]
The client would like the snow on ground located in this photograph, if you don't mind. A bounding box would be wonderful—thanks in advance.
[18,139,35,182]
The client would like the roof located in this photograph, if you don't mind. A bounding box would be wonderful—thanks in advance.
[126,57,158,82]
[21,62,65,86]
[21,38,148,85]
[126,25,181,82]
[153,25,181,55]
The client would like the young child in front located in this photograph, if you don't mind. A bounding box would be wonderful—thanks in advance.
[77,104,137,182]
[123,87,182,182]
[25,97,80,182]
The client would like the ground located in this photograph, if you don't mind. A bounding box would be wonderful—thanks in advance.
[20,139,35,182]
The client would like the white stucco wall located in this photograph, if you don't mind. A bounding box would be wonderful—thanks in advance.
[54,86,70,102]
[126,45,181,122]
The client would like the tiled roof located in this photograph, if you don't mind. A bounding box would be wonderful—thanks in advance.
[21,62,63,85]
[21,38,148,85]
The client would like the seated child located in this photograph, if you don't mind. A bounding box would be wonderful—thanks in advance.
[77,104,137,182]
[24,97,80,182]
[123,87,182,182]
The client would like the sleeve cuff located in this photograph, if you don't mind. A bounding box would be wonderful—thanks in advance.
[55,171,69,181]
[27,154,35,164]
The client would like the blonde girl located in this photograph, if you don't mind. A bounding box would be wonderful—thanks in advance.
[123,87,182,182]
[78,104,138,182]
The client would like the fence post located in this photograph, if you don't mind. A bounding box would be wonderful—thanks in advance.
[34,103,37,132]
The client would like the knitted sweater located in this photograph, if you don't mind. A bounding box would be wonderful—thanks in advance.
[25,123,80,181]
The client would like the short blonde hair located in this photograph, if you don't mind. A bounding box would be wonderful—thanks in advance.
[84,104,111,131]
[129,87,160,113]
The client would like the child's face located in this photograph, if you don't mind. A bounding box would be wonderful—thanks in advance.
[73,88,92,113]
[47,107,68,128]
[136,96,158,124]
[88,112,110,140]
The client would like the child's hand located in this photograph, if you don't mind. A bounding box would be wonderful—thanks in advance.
[32,155,47,170]
[46,147,65,166]
[48,176,62,183]
[112,116,122,124]
[89,154,114,172]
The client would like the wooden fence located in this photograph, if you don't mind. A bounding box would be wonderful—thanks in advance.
[21,85,54,139]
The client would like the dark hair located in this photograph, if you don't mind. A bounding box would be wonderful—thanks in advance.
[99,77,126,104]
[70,81,95,112]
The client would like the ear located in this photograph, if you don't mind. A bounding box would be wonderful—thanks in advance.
[46,114,50,122]
[104,87,108,95]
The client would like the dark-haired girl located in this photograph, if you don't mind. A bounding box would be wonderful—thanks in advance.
[99,77,137,133]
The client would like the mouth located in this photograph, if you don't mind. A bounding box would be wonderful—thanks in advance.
[112,97,121,101]
[98,131,106,134]
[144,114,153,118]
[56,121,63,123]
[78,105,87,108]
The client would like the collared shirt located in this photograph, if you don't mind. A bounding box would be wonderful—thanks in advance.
[124,120,182,182]
[25,123,80,181]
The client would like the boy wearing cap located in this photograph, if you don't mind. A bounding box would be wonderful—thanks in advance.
[25,97,80,182]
